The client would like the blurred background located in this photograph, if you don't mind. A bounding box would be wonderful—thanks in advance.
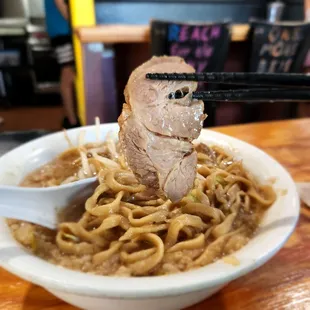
[0,0,309,134]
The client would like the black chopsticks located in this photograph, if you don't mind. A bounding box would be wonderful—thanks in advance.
[145,72,310,102]
[146,72,310,87]
[191,88,310,101]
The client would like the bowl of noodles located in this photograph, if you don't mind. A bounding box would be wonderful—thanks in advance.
[0,122,299,310]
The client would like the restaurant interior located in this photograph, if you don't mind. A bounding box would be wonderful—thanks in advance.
[0,1,309,310]
[0,0,309,134]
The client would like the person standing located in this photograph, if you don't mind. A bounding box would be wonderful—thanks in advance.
[44,0,80,128]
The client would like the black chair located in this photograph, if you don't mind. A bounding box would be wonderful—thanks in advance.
[245,20,310,122]
[150,20,231,126]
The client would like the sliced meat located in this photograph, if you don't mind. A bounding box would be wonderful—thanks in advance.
[124,56,205,139]
[119,56,206,202]
[163,151,197,202]
[119,111,159,190]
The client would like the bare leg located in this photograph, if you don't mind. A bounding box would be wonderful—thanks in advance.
[60,65,77,125]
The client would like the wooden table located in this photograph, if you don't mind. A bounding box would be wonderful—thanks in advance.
[75,24,250,44]
[1,118,310,310]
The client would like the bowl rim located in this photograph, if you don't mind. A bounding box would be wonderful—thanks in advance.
[0,123,300,298]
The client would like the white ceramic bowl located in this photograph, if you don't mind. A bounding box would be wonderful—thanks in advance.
[0,123,299,310]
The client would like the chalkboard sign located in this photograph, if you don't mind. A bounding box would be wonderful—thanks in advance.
[151,20,231,73]
[248,21,310,73]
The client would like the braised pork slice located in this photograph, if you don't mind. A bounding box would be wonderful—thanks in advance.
[124,56,204,139]
[119,56,206,202]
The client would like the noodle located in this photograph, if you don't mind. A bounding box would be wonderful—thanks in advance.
[8,137,276,277]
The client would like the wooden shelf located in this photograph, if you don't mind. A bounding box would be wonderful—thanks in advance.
[76,24,250,44]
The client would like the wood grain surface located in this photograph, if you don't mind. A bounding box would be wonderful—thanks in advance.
[1,118,309,310]
[75,24,250,44]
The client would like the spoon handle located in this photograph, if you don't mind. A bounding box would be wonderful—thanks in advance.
[0,203,56,229]
[0,178,97,230]
[0,187,57,229]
